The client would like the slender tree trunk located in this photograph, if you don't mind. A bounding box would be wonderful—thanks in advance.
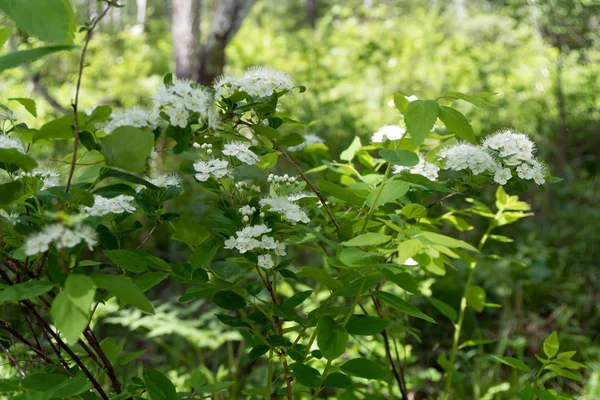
[136,0,147,27]
[306,0,317,29]
[197,0,254,85]
[454,0,466,23]
[171,0,200,81]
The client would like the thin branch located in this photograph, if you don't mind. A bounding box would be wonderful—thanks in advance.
[276,145,339,229]
[0,320,54,364]
[137,221,161,249]
[66,2,114,192]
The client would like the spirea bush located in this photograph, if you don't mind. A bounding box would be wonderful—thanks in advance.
[0,2,585,400]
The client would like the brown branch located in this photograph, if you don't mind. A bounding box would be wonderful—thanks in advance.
[276,145,339,229]
[137,221,161,249]
[0,320,54,364]
[66,2,114,193]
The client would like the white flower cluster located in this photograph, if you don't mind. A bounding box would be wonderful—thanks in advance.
[154,78,217,128]
[267,173,297,186]
[0,209,19,225]
[24,223,98,256]
[146,173,182,189]
[235,181,261,193]
[83,195,136,217]
[101,107,157,133]
[482,130,546,185]
[21,168,60,190]
[259,196,310,225]
[193,158,229,182]
[371,125,406,143]
[215,67,294,99]
[393,155,440,181]
[288,133,325,152]
[224,224,286,255]
[0,135,25,153]
[287,192,318,202]
[222,141,260,165]
[438,143,497,175]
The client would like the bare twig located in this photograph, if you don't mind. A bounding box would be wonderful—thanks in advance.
[137,221,161,249]
[66,2,114,192]
[0,320,54,364]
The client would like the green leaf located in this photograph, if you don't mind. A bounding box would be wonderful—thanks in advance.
[212,291,246,310]
[491,355,531,372]
[340,358,389,380]
[0,45,76,72]
[397,238,423,264]
[171,218,211,248]
[365,180,410,209]
[0,280,54,303]
[342,233,391,247]
[340,136,362,162]
[546,365,583,382]
[0,0,75,43]
[51,275,96,344]
[248,345,269,362]
[325,372,352,388]
[0,148,38,172]
[416,231,478,252]
[21,373,67,391]
[104,250,170,273]
[100,126,154,173]
[33,114,77,142]
[144,369,177,400]
[92,274,154,314]
[49,377,90,398]
[339,247,385,267]
[543,332,560,358]
[195,381,235,393]
[443,91,497,108]
[393,92,410,114]
[381,270,420,294]
[290,363,322,388]
[8,97,37,117]
[401,204,428,220]
[378,149,419,166]
[345,315,390,335]
[317,316,348,360]
[438,106,475,143]
[318,179,365,207]
[0,27,10,48]
[404,100,440,145]
[427,297,457,322]
[297,266,343,290]
[466,285,486,312]
[372,291,436,323]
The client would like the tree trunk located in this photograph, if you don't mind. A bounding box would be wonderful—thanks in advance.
[197,0,255,85]
[136,0,147,28]
[171,0,200,81]
[306,0,317,29]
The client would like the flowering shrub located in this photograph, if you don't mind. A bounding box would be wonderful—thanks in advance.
[0,3,585,400]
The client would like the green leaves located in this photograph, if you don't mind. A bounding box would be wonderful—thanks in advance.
[378,149,419,166]
[466,285,486,312]
[0,0,76,43]
[438,106,475,143]
[404,100,440,145]
[104,250,171,273]
[372,291,436,323]
[144,369,177,400]
[92,274,154,314]
[9,97,37,117]
[543,332,560,358]
[171,218,211,248]
[345,315,390,335]
[0,149,38,172]
[100,126,154,173]
[342,233,391,247]
[0,45,76,72]
[365,180,410,209]
[316,316,348,360]
[51,274,96,343]
[340,358,389,380]
[212,291,246,310]
[290,363,322,388]
[0,280,54,303]
[491,355,531,373]
[318,179,365,208]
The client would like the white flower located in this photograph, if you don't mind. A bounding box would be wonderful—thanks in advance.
[493,167,512,185]
[238,224,272,238]
[287,192,318,202]
[288,134,325,152]
[239,205,255,216]
[259,196,310,225]
[222,141,260,165]
[516,159,546,185]
[24,223,98,256]
[166,105,189,128]
[371,125,405,143]
[516,163,534,180]
[258,254,274,269]
[260,235,277,250]
[482,129,535,161]
[216,67,294,98]
[274,241,286,257]
[193,158,229,182]
[0,209,19,225]
[146,173,182,189]
[154,78,217,128]
[83,195,136,217]
[438,143,497,175]
[0,135,26,153]
[21,168,60,190]
[393,155,440,181]
[101,107,157,133]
